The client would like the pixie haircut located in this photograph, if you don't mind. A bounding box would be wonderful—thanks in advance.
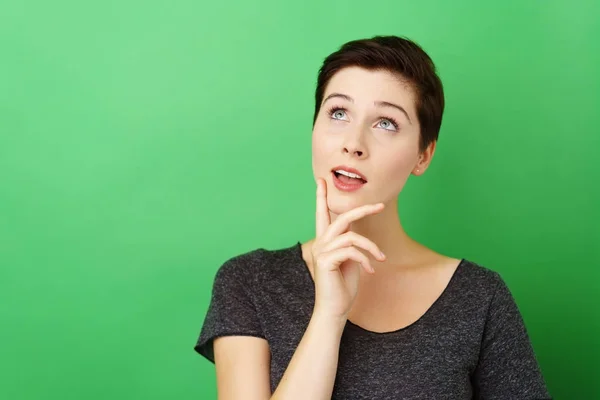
[312,35,445,154]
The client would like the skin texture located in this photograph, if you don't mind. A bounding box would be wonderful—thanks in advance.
[308,66,441,270]
[312,66,429,215]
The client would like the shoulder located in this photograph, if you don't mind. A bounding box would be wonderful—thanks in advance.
[213,242,301,284]
[444,259,525,331]
[455,258,511,301]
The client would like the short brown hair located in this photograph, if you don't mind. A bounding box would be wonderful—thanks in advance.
[312,35,445,154]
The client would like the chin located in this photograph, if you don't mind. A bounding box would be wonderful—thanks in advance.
[327,194,370,216]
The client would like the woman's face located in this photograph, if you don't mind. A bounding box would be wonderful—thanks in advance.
[312,66,432,215]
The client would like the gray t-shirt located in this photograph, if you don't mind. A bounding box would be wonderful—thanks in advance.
[194,242,551,399]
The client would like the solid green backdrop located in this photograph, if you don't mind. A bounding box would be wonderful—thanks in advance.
[1,0,598,399]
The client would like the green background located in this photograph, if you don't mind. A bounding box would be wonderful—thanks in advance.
[1,0,598,398]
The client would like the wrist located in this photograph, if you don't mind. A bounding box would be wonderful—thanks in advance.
[310,309,348,331]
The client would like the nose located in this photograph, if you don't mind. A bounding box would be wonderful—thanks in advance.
[345,147,364,157]
[342,129,368,159]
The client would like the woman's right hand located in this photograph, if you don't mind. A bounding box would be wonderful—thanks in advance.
[310,178,386,321]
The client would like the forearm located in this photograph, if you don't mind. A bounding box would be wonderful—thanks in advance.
[271,312,346,400]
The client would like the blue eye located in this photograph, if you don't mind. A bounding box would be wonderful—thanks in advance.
[377,118,399,131]
[328,107,348,121]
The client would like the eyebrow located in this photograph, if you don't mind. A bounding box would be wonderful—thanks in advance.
[322,92,412,124]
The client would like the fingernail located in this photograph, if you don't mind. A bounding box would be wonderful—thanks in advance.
[380,251,386,259]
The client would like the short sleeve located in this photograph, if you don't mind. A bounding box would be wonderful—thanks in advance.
[472,273,552,399]
[193,258,266,363]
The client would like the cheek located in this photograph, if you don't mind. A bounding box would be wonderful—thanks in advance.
[311,130,335,171]
[382,135,420,177]
[377,150,418,191]
[391,154,416,173]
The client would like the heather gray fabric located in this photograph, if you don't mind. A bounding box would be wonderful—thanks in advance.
[194,242,551,399]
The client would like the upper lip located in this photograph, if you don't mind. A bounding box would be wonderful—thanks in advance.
[331,165,368,182]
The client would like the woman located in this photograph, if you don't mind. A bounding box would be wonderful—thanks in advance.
[194,35,551,399]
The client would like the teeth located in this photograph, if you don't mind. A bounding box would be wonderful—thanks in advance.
[335,169,363,179]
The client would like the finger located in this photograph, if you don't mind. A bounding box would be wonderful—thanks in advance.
[315,178,331,238]
[324,202,385,240]
[322,231,386,261]
[318,246,374,274]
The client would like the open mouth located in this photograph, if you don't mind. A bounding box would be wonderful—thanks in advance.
[333,170,367,184]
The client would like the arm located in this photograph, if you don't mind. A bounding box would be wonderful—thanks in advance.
[195,257,272,400]
[471,273,551,399]
[269,180,383,399]
[214,336,271,400]
[213,312,345,400]
[271,312,346,400]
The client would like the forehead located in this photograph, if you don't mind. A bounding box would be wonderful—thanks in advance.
[323,66,416,112]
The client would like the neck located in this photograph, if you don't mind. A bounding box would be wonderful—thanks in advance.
[308,198,425,269]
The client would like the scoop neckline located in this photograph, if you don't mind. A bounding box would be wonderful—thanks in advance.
[293,240,466,336]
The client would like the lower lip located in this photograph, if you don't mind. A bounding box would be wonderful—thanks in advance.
[332,172,366,192]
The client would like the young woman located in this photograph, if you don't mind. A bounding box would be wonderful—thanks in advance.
[194,35,551,399]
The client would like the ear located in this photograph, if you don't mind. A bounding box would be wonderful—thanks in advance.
[412,140,437,176]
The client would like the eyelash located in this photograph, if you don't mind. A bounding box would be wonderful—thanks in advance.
[325,105,400,131]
